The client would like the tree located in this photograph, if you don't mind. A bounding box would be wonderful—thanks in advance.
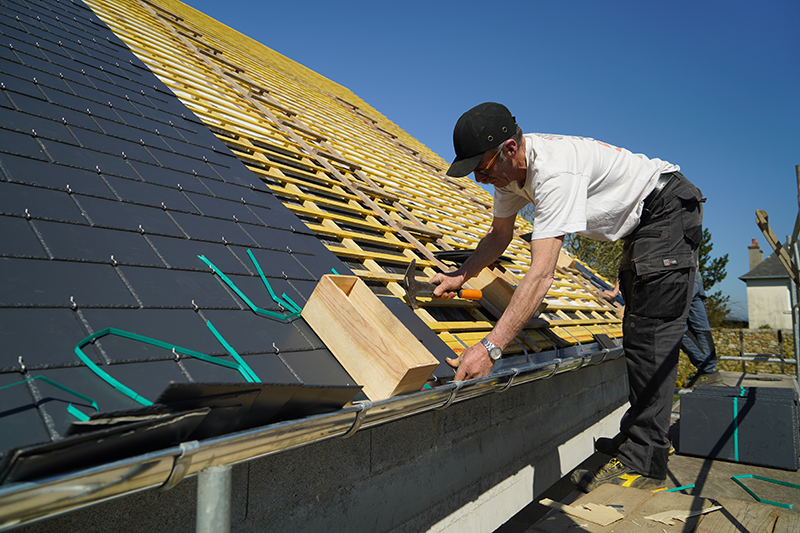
[562,234,623,281]
[698,228,731,327]
[518,205,623,281]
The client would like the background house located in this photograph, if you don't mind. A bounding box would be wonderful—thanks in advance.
[740,239,792,329]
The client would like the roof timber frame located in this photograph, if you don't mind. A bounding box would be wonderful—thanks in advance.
[85,0,623,353]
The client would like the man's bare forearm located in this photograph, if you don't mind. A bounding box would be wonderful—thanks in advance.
[485,236,564,349]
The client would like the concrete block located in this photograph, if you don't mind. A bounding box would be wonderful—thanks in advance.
[245,428,371,517]
[433,391,492,447]
[370,410,436,473]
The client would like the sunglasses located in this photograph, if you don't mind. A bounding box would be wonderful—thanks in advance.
[475,146,501,176]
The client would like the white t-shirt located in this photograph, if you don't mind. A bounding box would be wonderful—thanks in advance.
[493,133,679,241]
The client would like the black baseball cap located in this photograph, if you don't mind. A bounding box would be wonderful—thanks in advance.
[446,102,516,177]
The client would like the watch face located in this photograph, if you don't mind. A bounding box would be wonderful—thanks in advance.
[489,347,503,361]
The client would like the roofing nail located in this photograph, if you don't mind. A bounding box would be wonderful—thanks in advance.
[31,129,37,137]
[221,236,227,244]
[282,271,288,280]
[111,255,117,266]
[24,208,31,219]
[286,246,292,253]
[138,224,145,234]
[161,202,167,210]
[95,166,101,173]
[272,342,280,354]
[70,296,77,309]
[172,348,180,361]
[192,300,199,311]
[65,184,72,194]
[232,214,238,222]
[18,356,26,374]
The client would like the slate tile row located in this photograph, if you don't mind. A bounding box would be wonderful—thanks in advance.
[0,0,360,456]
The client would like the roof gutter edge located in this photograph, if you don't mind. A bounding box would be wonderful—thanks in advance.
[0,343,623,531]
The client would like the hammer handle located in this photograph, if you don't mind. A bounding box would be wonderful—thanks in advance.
[458,289,482,301]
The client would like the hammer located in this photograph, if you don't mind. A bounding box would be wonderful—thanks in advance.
[403,259,482,309]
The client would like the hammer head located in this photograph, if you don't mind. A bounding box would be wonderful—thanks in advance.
[403,259,421,309]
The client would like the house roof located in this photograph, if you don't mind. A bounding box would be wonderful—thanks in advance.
[740,251,791,281]
[0,0,623,485]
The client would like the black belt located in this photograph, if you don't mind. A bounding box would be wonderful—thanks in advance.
[639,172,680,227]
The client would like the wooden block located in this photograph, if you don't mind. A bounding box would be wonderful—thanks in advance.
[302,275,439,400]
[556,250,576,270]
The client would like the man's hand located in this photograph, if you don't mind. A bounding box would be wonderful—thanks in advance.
[447,342,495,380]
[430,271,466,300]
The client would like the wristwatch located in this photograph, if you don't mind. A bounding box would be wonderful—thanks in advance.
[480,337,503,361]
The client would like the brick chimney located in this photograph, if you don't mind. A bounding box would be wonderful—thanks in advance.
[748,238,763,269]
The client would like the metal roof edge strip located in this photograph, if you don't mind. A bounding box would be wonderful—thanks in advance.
[0,342,623,530]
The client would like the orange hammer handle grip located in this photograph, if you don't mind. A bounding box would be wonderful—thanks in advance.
[458,289,482,301]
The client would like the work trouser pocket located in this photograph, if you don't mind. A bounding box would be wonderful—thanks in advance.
[628,268,690,318]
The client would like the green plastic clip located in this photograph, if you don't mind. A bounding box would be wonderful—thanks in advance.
[732,474,800,509]
[0,375,100,421]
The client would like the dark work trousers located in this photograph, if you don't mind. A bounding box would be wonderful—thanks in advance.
[616,172,703,480]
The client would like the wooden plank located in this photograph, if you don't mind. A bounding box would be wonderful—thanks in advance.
[774,513,800,533]
[302,275,439,401]
[531,484,718,533]
[696,497,781,533]
[538,498,623,526]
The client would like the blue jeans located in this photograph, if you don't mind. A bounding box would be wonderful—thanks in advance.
[681,275,717,374]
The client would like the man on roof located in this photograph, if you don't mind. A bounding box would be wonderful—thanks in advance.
[432,102,704,493]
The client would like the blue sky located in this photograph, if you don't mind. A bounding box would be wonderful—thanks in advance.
[184,0,799,320]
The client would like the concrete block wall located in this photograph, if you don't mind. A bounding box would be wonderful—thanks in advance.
[15,358,628,533]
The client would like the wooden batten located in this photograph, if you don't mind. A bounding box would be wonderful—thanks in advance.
[302,275,439,400]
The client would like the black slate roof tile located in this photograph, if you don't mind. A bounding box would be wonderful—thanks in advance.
[199,309,316,356]
[0,128,49,159]
[130,161,212,195]
[145,235,251,274]
[0,308,92,370]
[206,353,300,385]
[215,273,304,314]
[168,210,257,246]
[100,359,194,405]
[293,251,355,281]
[183,191,264,225]
[0,0,458,463]
[0,56,61,92]
[32,220,164,266]
[0,373,52,454]
[79,309,224,360]
[0,216,47,259]
[0,153,116,198]
[41,139,137,178]
[55,106,102,132]
[118,266,241,310]
[227,247,315,281]
[198,176,266,202]
[73,195,181,236]
[25,366,143,429]
[69,126,156,163]
[0,257,139,308]
[0,109,77,145]
[279,348,356,387]
[103,175,197,212]
[0,182,88,223]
